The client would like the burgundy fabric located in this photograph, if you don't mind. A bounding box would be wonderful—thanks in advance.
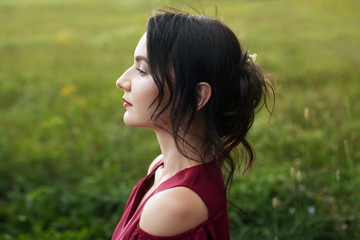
[111,160,230,240]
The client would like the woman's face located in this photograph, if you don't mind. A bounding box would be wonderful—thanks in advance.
[116,33,158,128]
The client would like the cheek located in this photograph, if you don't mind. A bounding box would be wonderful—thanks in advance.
[138,80,158,107]
[131,80,158,120]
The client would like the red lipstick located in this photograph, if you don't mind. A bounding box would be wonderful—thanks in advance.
[123,98,133,108]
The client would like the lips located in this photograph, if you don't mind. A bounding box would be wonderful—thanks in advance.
[123,98,133,108]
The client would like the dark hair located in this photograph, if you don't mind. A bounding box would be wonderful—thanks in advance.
[146,9,274,193]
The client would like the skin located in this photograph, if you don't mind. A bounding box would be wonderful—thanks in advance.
[116,33,212,237]
[116,33,158,129]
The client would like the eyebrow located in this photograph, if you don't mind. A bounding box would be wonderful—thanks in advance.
[135,55,149,64]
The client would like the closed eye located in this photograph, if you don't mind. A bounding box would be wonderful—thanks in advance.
[136,68,147,75]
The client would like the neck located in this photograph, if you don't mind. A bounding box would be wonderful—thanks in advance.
[154,129,202,178]
[152,112,211,180]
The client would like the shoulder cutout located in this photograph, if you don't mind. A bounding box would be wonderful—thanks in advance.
[147,154,163,175]
[139,187,209,237]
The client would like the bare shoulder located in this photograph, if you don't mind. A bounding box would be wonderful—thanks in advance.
[147,154,163,175]
[139,187,209,237]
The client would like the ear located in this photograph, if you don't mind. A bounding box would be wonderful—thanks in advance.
[196,82,212,110]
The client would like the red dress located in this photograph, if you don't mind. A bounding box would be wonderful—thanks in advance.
[111,160,230,240]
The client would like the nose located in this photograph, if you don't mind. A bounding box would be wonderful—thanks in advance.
[116,68,131,91]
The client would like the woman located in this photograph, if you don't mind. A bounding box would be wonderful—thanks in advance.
[112,9,274,240]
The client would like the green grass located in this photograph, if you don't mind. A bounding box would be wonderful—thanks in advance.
[0,0,359,239]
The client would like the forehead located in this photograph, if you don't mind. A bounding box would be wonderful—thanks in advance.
[134,33,147,58]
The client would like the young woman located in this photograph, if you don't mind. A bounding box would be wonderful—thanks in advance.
[112,9,274,240]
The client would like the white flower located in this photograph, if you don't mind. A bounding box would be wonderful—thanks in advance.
[308,206,315,215]
[249,53,257,62]
[289,207,296,215]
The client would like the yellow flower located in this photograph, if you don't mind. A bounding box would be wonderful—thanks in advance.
[304,108,310,121]
[272,197,278,209]
[56,31,72,44]
[74,96,86,106]
[290,167,296,179]
[315,196,322,202]
[296,171,302,181]
[60,84,76,96]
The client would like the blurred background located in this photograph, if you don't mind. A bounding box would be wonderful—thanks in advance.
[0,0,359,239]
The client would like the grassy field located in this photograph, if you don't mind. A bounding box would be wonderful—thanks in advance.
[0,0,359,239]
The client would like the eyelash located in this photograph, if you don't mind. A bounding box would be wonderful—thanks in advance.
[136,68,147,75]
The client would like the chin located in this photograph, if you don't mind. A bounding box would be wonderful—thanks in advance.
[123,114,152,128]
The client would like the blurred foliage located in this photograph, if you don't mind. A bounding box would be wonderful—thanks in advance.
[0,0,359,239]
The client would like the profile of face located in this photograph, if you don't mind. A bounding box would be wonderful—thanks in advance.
[116,33,158,128]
